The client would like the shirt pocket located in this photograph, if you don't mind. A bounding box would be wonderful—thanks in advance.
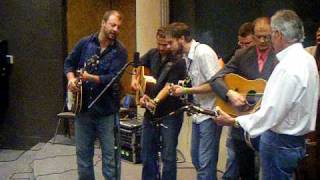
[99,59,112,74]
[285,106,300,127]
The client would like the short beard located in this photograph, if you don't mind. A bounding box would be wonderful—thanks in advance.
[173,49,183,60]
[104,31,116,41]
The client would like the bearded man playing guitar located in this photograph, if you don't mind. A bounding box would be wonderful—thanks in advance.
[131,27,186,180]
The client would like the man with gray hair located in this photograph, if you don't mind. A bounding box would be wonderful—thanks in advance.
[215,9,319,179]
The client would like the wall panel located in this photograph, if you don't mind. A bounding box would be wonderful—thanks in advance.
[0,0,65,148]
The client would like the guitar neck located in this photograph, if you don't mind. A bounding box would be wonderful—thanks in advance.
[138,85,145,97]
[201,109,218,117]
[188,105,218,117]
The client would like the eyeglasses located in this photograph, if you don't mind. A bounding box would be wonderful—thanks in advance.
[239,41,253,46]
[254,34,271,40]
[271,29,280,35]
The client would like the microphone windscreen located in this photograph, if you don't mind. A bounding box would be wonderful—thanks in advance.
[133,52,140,67]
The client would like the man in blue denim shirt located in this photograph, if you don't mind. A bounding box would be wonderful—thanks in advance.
[64,10,127,180]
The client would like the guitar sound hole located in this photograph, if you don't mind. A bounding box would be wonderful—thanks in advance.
[246,90,257,106]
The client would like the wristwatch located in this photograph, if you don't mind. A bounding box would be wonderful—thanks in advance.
[153,98,160,105]
[233,119,240,128]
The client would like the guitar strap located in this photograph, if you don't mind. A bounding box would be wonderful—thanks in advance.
[153,61,174,94]
[185,42,201,81]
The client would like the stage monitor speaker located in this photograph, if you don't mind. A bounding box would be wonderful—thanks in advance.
[119,118,142,163]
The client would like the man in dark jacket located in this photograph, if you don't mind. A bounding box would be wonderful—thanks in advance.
[131,27,186,180]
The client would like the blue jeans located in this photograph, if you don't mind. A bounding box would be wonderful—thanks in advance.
[260,131,306,180]
[191,119,222,180]
[222,128,239,180]
[75,112,120,180]
[141,113,183,180]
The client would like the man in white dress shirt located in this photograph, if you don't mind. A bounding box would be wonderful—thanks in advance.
[215,9,319,179]
[165,22,222,180]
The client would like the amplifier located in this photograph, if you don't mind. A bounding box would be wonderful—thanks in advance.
[120,118,142,129]
[120,145,141,163]
[120,119,142,163]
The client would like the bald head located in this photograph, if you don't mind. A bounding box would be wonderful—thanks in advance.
[253,17,271,32]
[253,17,272,51]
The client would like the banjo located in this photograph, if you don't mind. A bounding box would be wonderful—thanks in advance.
[66,55,100,114]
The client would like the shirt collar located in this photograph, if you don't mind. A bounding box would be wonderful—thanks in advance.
[92,32,117,48]
[276,43,303,62]
[187,40,199,61]
[256,47,271,60]
[92,33,100,45]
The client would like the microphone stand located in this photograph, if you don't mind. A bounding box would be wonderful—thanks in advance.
[88,61,133,109]
[88,61,133,180]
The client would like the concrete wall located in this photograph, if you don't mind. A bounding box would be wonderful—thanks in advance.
[0,0,137,149]
[0,0,65,148]
[136,0,162,55]
[170,0,320,59]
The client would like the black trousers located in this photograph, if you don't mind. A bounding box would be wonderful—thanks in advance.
[231,127,258,180]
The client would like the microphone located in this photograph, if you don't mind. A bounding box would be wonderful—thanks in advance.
[133,52,140,68]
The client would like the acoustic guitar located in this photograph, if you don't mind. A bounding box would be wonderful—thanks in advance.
[215,73,266,117]
[134,66,157,114]
[215,73,266,151]
[66,55,99,114]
